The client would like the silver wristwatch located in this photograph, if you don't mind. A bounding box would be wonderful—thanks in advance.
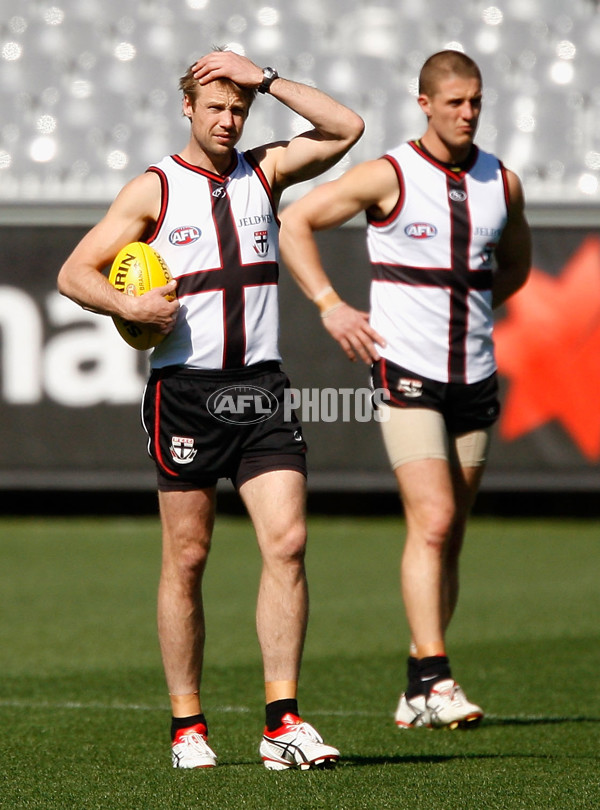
[258,66,279,94]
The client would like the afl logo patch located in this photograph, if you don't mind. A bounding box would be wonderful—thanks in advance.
[405,222,437,239]
[169,226,201,245]
[449,189,468,202]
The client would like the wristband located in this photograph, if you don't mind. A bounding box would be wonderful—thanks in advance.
[320,302,344,319]
[313,286,342,313]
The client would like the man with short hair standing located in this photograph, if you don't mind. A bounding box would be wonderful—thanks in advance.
[58,48,364,769]
[280,50,531,730]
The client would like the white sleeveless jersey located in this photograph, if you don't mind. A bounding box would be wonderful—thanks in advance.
[146,151,281,370]
[367,141,509,384]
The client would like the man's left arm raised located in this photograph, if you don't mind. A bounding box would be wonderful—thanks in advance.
[193,49,364,192]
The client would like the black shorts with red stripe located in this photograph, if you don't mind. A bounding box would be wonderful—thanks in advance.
[372,358,500,434]
[142,361,307,491]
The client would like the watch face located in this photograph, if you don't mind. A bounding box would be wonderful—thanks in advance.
[259,67,278,92]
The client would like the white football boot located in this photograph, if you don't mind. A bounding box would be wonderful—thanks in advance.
[171,724,217,768]
[426,679,484,730]
[394,693,431,729]
[259,713,340,770]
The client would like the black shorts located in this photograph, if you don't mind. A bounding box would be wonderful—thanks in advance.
[142,361,307,491]
[372,358,500,434]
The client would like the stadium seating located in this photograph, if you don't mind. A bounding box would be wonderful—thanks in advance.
[1,0,598,203]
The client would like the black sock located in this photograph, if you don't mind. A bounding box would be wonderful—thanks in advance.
[265,698,299,731]
[416,655,452,695]
[405,656,422,699]
[171,713,207,741]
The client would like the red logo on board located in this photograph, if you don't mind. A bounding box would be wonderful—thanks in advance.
[495,237,600,461]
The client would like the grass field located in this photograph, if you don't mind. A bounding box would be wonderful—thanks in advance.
[1,511,599,809]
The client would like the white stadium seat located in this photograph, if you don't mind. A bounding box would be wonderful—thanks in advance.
[0,0,598,202]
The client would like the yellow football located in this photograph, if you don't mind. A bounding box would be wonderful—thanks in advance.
[108,242,174,350]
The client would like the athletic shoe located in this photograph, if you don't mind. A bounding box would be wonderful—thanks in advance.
[426,679,484,730]
[171,723,217,768]
[394,693,431,729]
[259,713,340,770]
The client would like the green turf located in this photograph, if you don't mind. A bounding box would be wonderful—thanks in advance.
[1,514,599,809]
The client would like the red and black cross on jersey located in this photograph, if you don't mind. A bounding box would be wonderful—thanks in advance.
[146,151,281,370]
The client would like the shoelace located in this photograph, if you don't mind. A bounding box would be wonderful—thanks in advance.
[290,722,322,743]
[181,731,210,748]
[432,681,462,703]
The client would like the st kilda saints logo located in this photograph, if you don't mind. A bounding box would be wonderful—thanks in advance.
[480,241,497,268]
[207,385,279,424]
[253,230,269,256]
[397,378,423,399]
[170,436,198,464]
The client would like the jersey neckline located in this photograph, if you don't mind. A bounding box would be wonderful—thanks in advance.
[170,151,239,182]
[409,140,478,179]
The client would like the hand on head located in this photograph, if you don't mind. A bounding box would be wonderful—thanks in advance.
[192,50,263,89]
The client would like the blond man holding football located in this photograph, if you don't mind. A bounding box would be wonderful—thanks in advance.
[58,48,364,770]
